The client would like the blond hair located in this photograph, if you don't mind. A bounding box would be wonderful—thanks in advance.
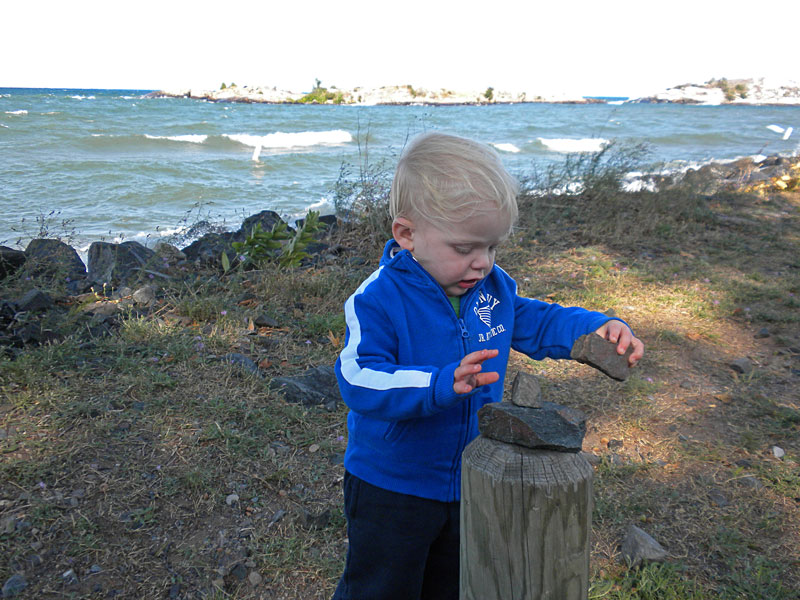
[389,132,519,233]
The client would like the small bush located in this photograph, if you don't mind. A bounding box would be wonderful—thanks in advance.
[515,140,716,247]
[231,211,326,269]
[519,140,652,203]
[331,130,395,242]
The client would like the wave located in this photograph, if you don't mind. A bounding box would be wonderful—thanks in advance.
[537,137,609,153]
[144,134,208,144]
[224,130,353,149]
[491,142,521,153]
[84,130,353,152]
[5,110,27,115]
[70,95,96,100]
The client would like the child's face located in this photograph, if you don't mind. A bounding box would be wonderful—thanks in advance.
[394,209,511,297]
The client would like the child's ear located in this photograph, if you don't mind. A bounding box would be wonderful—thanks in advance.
[392,217,415,252]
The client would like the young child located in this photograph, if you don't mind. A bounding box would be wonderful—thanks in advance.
[332,132,643,600]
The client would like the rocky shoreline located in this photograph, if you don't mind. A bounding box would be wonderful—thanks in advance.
[632,77,800,106]
[147,77,800,106]
[147,84,598,105]
[2,154,798,355]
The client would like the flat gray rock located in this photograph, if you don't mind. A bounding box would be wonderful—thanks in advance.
[729,357,753,375]
[570,333,632,381]
[270,365,341,411]
[477,401,586,452]
[621,523,667,568]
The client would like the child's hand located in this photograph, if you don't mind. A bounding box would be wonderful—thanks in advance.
[454,349,500,394]
[594,321,644,367]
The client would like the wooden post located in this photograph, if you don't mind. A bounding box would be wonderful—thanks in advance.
[460,436,593,600]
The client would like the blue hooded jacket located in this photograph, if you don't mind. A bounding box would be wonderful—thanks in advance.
[335,240,615,502]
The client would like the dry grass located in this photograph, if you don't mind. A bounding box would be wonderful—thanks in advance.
[1,178,799,598]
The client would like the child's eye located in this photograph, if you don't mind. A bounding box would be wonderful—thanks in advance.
[454,246,472,255]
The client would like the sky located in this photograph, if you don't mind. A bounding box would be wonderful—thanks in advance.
[4,0,798,98]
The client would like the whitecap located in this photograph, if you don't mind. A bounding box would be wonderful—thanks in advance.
[491,142,521,153]
[286,198,336,227]
[537,137,609,153]
[622,172,658,192]
[225,129,353,149]
[5,110,28,115]
[155,226,189,238]
[305,198,336,216]
[144,134,208,144]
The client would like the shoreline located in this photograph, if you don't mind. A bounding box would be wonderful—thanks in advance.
[3,154,797,272]
[147,77,800,107]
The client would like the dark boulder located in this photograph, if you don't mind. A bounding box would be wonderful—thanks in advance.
[182,211,290,265]
[16,289,54,313]
[239,210,286,238]
[23,239,87,292]
[0,300,16,321]
[87,241,157,287]
[181,231,238,265]
[0,246,26,280]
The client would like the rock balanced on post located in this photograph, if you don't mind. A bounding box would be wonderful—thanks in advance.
[460,335,631,599]
[460,372,592,600]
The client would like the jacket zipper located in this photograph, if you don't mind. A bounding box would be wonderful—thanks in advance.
[394,249,484,500]
[451,288,484,501]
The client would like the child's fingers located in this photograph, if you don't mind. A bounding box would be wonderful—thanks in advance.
[615,329,632,354]
[461,348,499,366]
[453,369,500,394]
[453,362,481,384]
[453,350,500,394]
[627,337,645,365]
[595,322,645,367]
[475,371,500,387]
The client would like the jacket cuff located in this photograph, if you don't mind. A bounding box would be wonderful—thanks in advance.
[430,361,463,412]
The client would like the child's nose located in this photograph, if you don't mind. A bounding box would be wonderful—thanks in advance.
[471,250,492,271]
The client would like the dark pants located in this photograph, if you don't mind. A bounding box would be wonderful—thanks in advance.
[332,471,460,600]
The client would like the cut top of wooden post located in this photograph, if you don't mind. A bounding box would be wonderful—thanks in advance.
[570,332,632,381]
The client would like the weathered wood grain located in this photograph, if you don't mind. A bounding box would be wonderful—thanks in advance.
[460,436,593,600]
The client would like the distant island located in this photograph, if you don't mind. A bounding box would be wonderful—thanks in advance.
[147,77,800,106]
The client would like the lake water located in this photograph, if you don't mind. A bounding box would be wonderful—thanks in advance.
[2,88,799,254]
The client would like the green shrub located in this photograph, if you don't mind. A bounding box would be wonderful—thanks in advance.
[231,211,327,269]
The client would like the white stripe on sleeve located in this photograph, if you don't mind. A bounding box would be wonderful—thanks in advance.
[339,267,432,390]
